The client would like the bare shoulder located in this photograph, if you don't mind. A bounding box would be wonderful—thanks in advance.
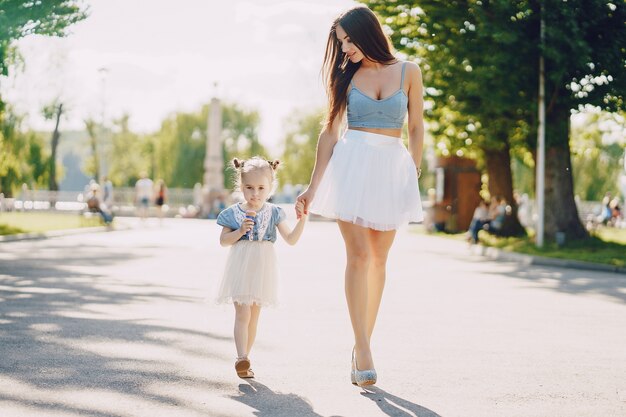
[403,61,422,79]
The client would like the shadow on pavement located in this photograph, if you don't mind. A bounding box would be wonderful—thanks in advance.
[485,263,626,304]
[233,380,326,417]
[0,244,227,416]
[360,386,442,417]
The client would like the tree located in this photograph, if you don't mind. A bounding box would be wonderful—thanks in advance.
[107,114,146,186]
[571,111,626,201]
[0,107,48,196]
[0,0,88,111]
[279,109,325,187]
[364,0,626,240]
[365,0,531,236]
[0,1,87,72]
[0,1,87,194]
[43,101,63,191]
[128,102,265,189]
[221,103,267,189]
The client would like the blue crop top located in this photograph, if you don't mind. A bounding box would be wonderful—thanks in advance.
[347,62,408,129]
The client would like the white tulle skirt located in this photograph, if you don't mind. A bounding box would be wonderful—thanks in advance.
[216,240,278,307]
[309,129,423,231]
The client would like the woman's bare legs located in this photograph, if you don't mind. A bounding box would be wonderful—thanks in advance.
[338,220,373,370]
[366,228,396,340]
[338,221,396,371]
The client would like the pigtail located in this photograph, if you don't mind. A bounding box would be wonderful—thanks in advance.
[232,158,245,169]
[267,159,281,170]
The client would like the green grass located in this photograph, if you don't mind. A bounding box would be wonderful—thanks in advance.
[594,227,626,245]
[0,211,101,235]
[410,224,626,268]
[478,229,626,268]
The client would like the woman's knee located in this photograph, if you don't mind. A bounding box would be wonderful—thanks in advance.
[369,252,388,269]
[347,246,370,267]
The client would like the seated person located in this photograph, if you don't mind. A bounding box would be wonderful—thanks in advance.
[86,184,113,224]
[468,199,490,244]
[486,196,507,235]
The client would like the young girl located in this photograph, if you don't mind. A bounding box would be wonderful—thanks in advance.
[296,5,424,386]
[216,156,307,378]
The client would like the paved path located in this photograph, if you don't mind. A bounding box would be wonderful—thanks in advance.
[1,217,625,417]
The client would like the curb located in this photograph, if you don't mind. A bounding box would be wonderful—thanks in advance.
[477,245,626,275]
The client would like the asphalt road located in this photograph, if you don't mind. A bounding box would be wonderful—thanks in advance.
[1,216,625,417]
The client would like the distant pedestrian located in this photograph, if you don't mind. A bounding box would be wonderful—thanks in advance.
[154,179,167,224]
[135,172,153,221]
[215,157,307,379]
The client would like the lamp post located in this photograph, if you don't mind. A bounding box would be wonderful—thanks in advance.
[97,66,110,181]
[536,5,546,248]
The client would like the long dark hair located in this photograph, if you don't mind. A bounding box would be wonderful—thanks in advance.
[322,5,397,129]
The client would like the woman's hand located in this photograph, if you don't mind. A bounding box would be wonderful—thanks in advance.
[295,200,308,219]
[296,187,316,219]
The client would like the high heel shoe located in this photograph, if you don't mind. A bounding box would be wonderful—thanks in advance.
[350,348,357,385]
[351,347,377,386]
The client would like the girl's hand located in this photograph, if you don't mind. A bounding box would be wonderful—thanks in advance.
[296,187,315,219]
[295,201,308,219]
[238,218,254,235]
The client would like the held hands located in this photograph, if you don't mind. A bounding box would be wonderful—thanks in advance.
[295,200,308,220]
[296,187,315,219]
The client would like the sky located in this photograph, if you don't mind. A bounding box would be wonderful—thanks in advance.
[3,0,355,154]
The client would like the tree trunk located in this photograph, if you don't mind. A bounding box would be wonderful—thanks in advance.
[544,104,588,240]
[484,142,526,236]
[48,103,63,192]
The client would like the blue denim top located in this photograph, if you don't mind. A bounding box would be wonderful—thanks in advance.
[217,203,286,243]
[347,62,408,129]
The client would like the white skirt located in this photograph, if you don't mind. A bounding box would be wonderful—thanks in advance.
[309,129,423,231]
[216,240,278,307]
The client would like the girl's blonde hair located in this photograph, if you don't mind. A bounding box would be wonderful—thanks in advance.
[231,156,281,196]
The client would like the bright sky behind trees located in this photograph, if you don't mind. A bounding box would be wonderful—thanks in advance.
[2,0,353,152]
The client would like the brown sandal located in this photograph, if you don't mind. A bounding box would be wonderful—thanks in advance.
[235,357,254,378]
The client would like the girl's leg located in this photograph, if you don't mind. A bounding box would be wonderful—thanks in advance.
[365,228,396,341]
[337,220,374,370]
[234,302,251,358]
[246,304,261,355]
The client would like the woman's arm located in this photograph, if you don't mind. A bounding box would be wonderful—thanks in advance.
[406,62,425,171]
[296,111,344,215]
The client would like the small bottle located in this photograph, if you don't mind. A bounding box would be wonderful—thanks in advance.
[245,210,256,240]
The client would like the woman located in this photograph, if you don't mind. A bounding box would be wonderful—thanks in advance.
[297,5,424,386]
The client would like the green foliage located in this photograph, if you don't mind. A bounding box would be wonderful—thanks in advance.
[364,0,626,149]
[571,111,626,201]
[155,110,207,188]
[0,1,87,194]
[0,0,88,76]
[105,103,264,190]
[279,109,325,188]
[0,107,49,196]
[105,115,147,186]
